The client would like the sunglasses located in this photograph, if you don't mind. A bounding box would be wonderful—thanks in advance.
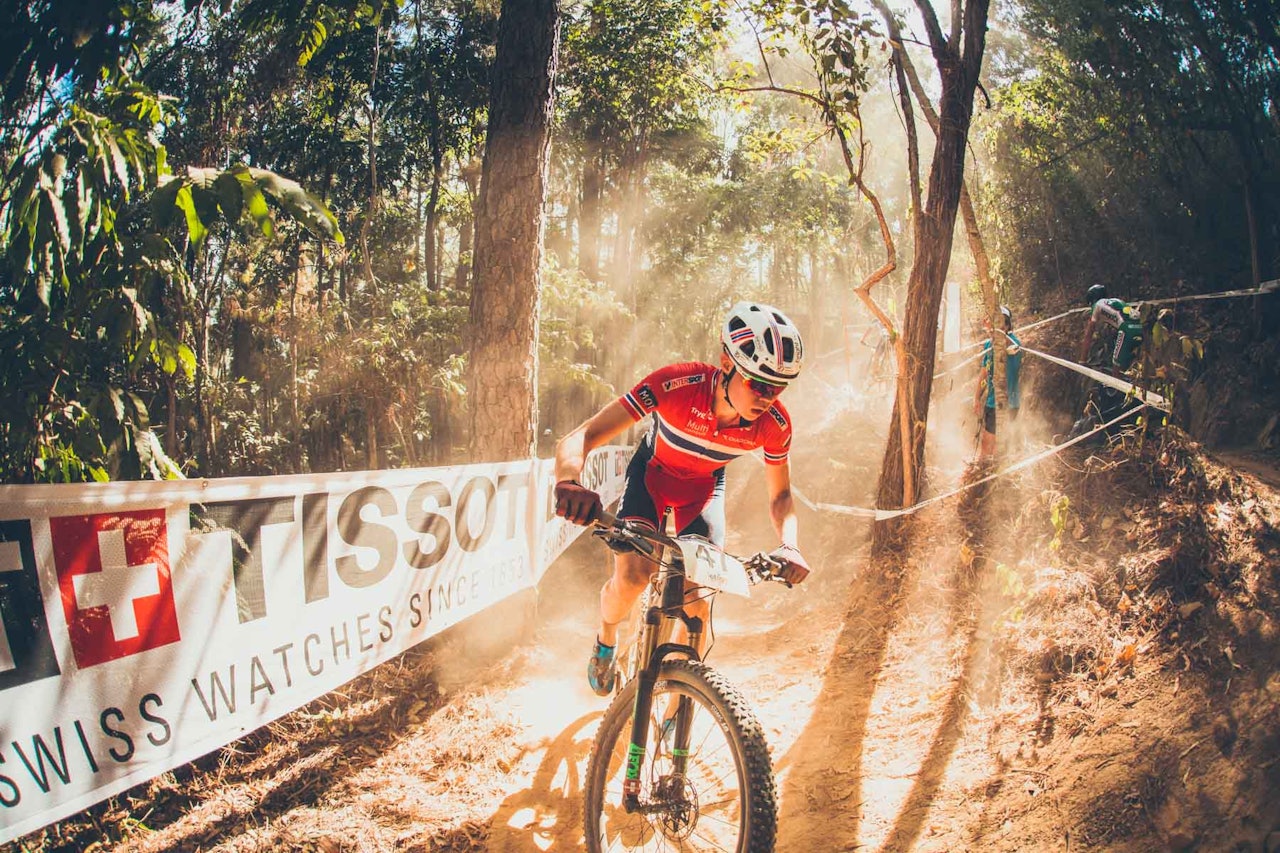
[745,377,786,399]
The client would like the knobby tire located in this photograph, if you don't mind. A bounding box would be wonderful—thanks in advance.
[583,660,777,853]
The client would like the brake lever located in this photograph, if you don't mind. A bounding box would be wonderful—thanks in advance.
[750,554,794,588]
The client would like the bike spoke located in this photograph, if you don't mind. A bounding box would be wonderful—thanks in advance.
[586,663,772,853]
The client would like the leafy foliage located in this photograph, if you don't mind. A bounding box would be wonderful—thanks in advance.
[0,69,343,481]
[977,0,1280,304]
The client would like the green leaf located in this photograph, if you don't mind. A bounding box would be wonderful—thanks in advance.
[186,167,224,233]
[42,187,71,257]
[213,170,244,222]
[248,168,344,243]
[174,185,208,250]
[151,175,185,230]
[177,343,197,380]
[299,19,328,66]
[107,387,126,424]
[104,135,131,200]
[235,168,275,240]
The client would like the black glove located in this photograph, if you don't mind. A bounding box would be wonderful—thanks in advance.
[768,543,811,585]
[555,479,602,526]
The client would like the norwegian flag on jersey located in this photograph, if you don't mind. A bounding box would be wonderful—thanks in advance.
[50,510,181,668]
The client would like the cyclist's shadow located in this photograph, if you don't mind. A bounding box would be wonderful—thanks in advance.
[486,710,602,851]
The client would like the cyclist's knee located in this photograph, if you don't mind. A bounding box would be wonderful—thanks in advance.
[613,552,652,591]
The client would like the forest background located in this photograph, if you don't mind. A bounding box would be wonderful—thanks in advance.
[1,0,1277,492]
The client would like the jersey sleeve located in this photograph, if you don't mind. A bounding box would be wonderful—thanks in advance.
[761,403,793,465]
[618,362,709,422]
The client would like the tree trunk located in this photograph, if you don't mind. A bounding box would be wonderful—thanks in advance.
[425,156,442,290]
[466,0,561,462]
[366,407,379,470]
[874,0,990,550]
[455,156,481,291]
[359,21,383,291]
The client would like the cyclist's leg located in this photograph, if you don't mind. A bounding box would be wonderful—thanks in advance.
[588,439,663,696]
[598,441,663,646]
[670,468,727,659]
[978,405,997,459]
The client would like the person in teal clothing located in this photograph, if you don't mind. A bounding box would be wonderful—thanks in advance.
[974,305,1022,460]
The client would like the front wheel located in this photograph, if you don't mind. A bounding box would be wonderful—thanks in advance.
[583,660,777,852]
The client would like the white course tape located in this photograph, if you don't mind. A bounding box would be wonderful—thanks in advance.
[808,403,1149,521]
[1014,342,1170,411]
[952,278,1277,355]
[956,306,1089,353]
[1139,278,1278,307]
[784,280,1272,524]
[933,347,985,379]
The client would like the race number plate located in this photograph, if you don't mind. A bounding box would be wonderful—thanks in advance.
[676,537,751,598]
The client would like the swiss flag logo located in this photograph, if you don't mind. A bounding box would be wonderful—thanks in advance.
[50,510,181,668]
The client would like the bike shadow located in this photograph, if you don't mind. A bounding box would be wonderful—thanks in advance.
[485,710,602,851]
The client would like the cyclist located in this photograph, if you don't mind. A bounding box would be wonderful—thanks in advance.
[974,305,1023,460]
[553,301,813,697]
[1077,283,1143,373]
[1069,284,1144,439]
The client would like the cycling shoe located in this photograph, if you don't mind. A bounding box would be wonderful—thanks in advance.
[587,638,617,696]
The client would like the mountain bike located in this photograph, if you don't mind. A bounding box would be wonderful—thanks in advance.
[582,510,791,853]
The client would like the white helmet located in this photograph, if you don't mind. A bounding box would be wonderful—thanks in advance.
[721,301,804,386]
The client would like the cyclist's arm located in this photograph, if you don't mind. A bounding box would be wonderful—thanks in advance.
[554,400,634,483]
[764,461,799,548]
[1077,318,1097,363]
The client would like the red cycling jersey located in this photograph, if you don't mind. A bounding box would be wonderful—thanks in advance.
[618,362,792,478]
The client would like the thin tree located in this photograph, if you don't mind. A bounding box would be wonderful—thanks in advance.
[888,14,1007,409]
[466,0,562,461]
[872,0,991,550]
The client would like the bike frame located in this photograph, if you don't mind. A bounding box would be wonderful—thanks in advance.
[624,552,703,807]
[593,512,707,811]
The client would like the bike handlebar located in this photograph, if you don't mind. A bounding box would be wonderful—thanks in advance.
[589,510,792,586]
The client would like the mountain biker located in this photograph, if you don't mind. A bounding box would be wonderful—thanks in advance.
[553,301,812,697]
[1078,283,1143,373]
[974,305,1022,460]
[1069,284,1145,439]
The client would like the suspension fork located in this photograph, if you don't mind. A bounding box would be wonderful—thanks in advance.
[623,569,703,810]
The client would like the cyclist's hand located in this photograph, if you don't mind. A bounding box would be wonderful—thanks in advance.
[769,543,810,585]
[555,479,602,526]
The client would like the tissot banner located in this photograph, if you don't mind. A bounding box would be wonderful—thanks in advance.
[0,446,629,844]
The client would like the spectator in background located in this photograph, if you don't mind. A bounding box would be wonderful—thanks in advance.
[974,306,1022,460]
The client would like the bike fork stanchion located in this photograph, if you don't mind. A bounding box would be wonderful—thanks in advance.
[671,695,694,773]
[623,606,663,811]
